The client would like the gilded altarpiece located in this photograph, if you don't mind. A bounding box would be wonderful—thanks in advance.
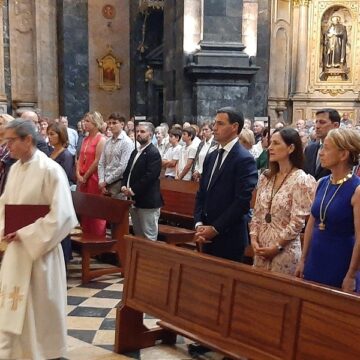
[269,0,360,124]
[308,2,359,95]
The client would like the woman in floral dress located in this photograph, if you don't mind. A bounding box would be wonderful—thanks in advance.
[250,127,316,275]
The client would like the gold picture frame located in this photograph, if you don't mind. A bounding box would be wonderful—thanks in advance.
[97,48,122,91]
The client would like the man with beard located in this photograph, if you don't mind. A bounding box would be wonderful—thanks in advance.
[121,122,163,241]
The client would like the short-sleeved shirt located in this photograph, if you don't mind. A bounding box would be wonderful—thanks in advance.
[163,144,181,177]
[177,143,197,180]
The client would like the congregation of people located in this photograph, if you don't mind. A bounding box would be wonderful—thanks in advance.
[0,106,359,359]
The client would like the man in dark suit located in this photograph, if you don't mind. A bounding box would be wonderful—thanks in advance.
[189,107,258,358]
[121,122,163,240]
[304,108,340,180]
[194,107,258,261]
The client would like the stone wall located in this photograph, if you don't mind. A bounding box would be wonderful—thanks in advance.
[88,0,130,120]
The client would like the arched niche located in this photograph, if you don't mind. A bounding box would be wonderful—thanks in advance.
[319,6,352,81]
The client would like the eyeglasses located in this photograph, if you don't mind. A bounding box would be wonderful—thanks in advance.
[4,137,20,145]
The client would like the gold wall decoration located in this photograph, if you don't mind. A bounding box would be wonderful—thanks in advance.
[308,1,360,95]
[96,47,122,91]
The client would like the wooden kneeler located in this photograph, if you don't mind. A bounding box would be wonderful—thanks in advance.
[71,191,132,283]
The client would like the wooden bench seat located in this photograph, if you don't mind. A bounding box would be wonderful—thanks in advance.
[115,235,360,359]
[71,191,132,284]
[159,178,198,245]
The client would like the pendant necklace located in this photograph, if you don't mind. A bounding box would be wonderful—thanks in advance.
[318,173,352,230]
[265,167,293,223]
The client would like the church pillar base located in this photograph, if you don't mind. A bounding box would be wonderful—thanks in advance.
[185,42,259,123]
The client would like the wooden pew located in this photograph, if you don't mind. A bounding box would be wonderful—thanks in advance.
[71,191,132,283]
[158,178,198,244]
[115,235,360,359]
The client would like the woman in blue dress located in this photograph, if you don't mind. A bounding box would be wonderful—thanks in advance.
[296,128,360,292]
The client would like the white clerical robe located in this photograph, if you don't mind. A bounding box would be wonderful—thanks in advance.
[0,150,78,360]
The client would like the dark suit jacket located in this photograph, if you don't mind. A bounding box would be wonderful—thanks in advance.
[36,133,50,156]
[304,141,330,180]
[122,143,163,209]
[194,141,258,261]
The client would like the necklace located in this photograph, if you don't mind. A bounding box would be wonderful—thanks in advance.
[265,168,293,223]
[330,173,352,185]
[82,133,99,164]
[319,173,353,230]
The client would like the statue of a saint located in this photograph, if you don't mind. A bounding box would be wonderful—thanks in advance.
[324,16,347,68]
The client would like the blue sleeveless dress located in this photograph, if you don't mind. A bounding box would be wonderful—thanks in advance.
[304,174,360,289]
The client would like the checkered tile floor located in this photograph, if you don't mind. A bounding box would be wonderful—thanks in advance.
[65,254,229,360]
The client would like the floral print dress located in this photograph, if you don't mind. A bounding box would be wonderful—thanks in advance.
[249,169,316,275]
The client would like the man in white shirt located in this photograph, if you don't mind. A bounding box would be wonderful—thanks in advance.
[192,121,217,181]
[176,127,197,181]
[98,113,134,198]
[60,116,78,156]
[162,128,182,179]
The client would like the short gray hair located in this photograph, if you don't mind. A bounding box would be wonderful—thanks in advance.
[5,119,38,146]
[138,121,155,136]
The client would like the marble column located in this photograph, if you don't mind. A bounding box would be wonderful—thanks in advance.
[0,0,7,113]
[186,0,259,122]
[9,0,37,111]
[294,0,310,94]
[57,0,89,126]
[34,0,59,117]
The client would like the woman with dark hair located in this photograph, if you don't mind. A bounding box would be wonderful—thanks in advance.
[296,128,360,292]
[250,128,316,275]
[48,122,75,184]
[47,122,75,263]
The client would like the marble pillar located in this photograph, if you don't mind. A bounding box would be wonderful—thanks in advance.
[57,0,89,126]
[294,0,309,94]
[34,0,59,117]
[9,0,37,110]
[186,0,259,122]
[8,0,58,117]
[0,0,7,113]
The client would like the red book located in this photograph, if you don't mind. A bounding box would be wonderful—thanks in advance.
[4,204,50,235]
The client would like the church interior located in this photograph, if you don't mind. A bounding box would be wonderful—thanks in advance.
[0,0,360,359]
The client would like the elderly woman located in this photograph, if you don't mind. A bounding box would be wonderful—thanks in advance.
[250,128,316,275]
[296,128,360,292]
[239,128,255,151]
[0,114,15,194]
[76,111,106,236]
[154,125,169,158]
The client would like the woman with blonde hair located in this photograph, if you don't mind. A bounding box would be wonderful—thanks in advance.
[296,128,360,292]
[239,128,255,151]
[76,111,106,236]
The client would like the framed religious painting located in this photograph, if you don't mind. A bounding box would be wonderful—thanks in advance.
[96,48,122,91]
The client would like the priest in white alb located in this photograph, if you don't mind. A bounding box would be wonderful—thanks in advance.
[0,119,77,360]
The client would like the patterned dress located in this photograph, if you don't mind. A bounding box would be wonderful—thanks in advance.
[250,169,316,275]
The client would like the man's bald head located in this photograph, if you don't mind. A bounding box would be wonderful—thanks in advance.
[21,110,39,125]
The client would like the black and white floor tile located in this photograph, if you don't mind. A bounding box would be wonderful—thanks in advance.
[65,254,230,360]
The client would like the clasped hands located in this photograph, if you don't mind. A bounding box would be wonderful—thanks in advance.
[194,225,218,244]
[252,241,278,260]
